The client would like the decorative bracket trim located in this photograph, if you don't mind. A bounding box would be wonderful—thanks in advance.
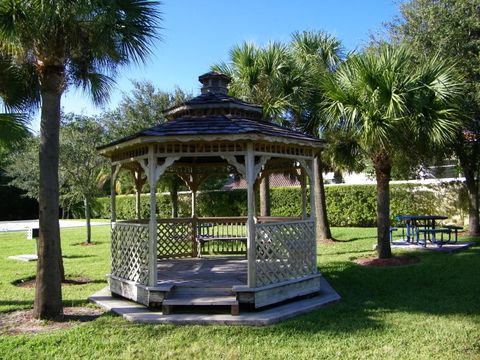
[139,156,181,186]
[221,155,246,178]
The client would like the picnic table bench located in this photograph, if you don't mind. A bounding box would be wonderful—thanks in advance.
[196,235,247,257]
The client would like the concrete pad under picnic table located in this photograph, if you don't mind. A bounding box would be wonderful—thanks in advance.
[391,240,474,253]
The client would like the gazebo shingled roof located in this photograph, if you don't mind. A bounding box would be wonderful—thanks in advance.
[98,115,324,151]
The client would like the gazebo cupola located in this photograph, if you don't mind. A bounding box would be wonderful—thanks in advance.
[98,71,325,315]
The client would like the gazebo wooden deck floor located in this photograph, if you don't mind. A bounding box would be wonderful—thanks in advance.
[157,257,247,287]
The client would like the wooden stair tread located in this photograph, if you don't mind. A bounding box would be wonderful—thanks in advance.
[163,295,238,306]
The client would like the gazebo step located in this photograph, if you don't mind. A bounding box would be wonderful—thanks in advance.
[170,285,233,297]
[162,294,239,315]
[163,295,238,306]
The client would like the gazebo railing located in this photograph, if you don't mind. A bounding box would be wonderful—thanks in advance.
[111,217,316,287]
[111,221,150,285]
[156,218,194,259]
[254,219,316,287]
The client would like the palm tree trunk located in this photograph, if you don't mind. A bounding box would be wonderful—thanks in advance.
[34,70,64,319]
[315,157,332,241]
[259,176,271,216]
[465,171,480,236]
[373,154,393,259]
[458,144,480,236]
[84,196,91,244]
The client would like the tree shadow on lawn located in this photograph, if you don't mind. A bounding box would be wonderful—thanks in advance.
[63,254,96,259]
[328,236,374,243]
[276,246,480,334]
[323,249,374,256]
[332,247,480,314]
[0,298,98,312]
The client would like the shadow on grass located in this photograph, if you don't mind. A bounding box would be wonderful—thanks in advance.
[324,249,374,256]
[0,300,34,308]
[328,236,375,243]
[63,255,96,259]
[70,241,108,246]
[274,245,480,334]
[327,247,480,316]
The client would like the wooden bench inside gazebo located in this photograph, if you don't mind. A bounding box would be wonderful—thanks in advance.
[98,72,325,315]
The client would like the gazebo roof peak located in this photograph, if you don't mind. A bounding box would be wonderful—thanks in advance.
[162,72,262,120]
[198,71,230,95]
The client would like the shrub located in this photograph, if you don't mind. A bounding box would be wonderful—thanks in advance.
[93,181,466,227]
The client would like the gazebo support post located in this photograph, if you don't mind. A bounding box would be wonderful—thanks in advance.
[140,153,181,287]
[191,189,198,257]
[300,169,307,220]
[110,165,121,224]
[246,143,256,288]
[146,148,158,287]
[312,156,319,255]
[310,158,317,221]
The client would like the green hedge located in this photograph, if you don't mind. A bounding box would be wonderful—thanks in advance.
[93,182,465,227]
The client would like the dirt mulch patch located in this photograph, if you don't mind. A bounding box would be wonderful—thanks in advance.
[354,255,420,267]
[13,276,93,288]
[0,307,105,335]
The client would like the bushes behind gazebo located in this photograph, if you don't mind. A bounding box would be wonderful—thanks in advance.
[93,182,466,227]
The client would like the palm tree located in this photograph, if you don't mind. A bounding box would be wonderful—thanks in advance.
[289,30,345,241]
[321,43,461,258]
[0,0,161,319]
[213,42,301,215]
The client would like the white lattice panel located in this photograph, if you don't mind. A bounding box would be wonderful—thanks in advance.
[255,220,316,286]
[111,222,150,285]
[157,221,194,259]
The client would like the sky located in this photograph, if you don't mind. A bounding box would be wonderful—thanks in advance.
[32,0,400,131]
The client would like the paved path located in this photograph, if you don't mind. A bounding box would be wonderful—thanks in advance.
[0,219,110,232]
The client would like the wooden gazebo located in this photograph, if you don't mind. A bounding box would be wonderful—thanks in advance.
[98,72,325,315]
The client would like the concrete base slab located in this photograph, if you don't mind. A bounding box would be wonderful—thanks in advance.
[89,277,340,326]
[391,241,474,253]
[8,254,38,262]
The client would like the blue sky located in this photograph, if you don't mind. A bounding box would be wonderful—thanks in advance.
[33,0,400,131]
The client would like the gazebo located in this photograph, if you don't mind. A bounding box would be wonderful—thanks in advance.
[98,72,325,315]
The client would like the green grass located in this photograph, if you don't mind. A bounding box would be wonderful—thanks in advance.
[0,225,479,360]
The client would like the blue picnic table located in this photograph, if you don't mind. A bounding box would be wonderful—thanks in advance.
[392,215,459,247]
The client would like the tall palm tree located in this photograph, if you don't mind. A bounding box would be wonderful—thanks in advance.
[289,30,345,241]
[213,42,301,215]
[0,0,161,319]
[321,44,461,258]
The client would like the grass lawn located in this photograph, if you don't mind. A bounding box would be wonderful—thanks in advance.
[0,225,479,359]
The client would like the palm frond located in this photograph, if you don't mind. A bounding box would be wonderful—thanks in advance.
[0,112,30,148]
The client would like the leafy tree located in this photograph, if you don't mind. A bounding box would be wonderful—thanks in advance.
[7,115,109,242]
[321,44,461,258]
[388,0,480,236]
[60,115,108,243]
[101,81,192,217]
[6,138,40,200]
[0,0,161,319]
[102,81,190,140]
